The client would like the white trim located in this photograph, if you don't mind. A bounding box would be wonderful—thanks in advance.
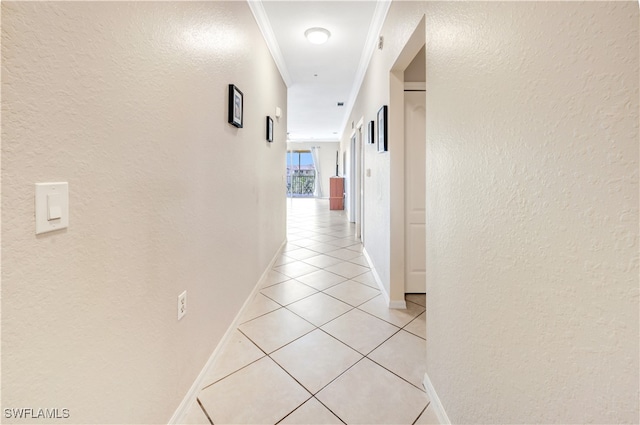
[247,1,292,87]
[423,373,451,425]
[348,134,357,223]
[404,82,426,91]
[388,299,407,309]
[168,239,287,424]
[362,248,407,309]
[357,117,365,243]
[338,0,392,138]
[362,248,386,298]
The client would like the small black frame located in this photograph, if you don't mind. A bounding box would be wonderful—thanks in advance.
[368,120,375,144]
[266,116,274,142]
[228,84,243,128]
[377,105,388,152]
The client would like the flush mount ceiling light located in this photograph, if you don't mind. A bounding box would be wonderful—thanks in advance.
[305,27,331,45]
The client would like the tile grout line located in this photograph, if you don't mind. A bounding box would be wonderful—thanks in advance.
[310,396,348,425]
[365,353,429,394]
[272,395,314,425]
[199,335,267,391]
[357,327,432,394]
[412,402,431,425]
[195,397,214,425]
[355,300,425,329]
[316,288,380,309]
[258,281,321,307]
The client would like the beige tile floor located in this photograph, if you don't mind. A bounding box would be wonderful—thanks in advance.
[183,198,439,425]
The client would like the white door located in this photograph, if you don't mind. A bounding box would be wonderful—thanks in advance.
[404,90,426,293]
[348,135,356,223]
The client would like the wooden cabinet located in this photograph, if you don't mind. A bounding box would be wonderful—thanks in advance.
[329,177,345,210]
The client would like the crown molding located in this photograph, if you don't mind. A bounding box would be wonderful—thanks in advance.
[337,0,392,140]
[247,0,293,87]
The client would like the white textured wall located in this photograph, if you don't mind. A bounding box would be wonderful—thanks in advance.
[286,141,340,198]
[344,1,639,423]
[1,2,286,424]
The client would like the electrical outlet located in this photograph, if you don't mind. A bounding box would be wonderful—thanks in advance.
[177,291,187,320]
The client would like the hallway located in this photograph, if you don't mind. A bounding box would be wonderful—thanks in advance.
[184,198,435,424]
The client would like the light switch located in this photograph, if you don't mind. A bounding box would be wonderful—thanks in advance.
[36,182,69,235]
[47,193,62,220]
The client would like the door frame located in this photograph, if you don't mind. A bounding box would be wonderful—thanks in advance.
[358,119,366,244]
[353,118,364,239]
[348,118,365,235]
[403,87,426,293]
[388,16,426,308]
[348,134,356,223]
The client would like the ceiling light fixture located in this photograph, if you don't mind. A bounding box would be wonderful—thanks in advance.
[305,27,331,45]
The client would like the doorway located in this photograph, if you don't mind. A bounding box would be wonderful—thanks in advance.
[353,120,364,240]
[404,87,426,293]
[358,122,365,243]
[389,17,426,305]
[348,135,356,223]
[348,120,364,243]
[286,150,316,198]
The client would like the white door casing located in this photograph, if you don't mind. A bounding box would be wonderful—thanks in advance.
[348,135,356,223]
[355,120,364,239]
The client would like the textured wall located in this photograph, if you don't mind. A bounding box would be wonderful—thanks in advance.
[344,1,639,423]
[1,2,287,424]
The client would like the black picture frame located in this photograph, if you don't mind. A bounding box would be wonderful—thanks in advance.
[228,84,243,128]
[266,116,274,142]
[377,105,388,152]
[368,120,375,144]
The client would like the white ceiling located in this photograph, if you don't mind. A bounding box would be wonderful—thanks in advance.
[249,1,390,142]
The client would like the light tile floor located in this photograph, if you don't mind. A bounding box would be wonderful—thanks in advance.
[183,198,439,425]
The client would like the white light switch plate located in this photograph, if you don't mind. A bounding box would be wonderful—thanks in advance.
[35,182,69,235]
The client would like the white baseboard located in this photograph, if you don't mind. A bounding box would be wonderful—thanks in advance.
[423,372,451,425]
[362,248,407,309]
[389,299,407,309]
[361,247,386,298]
[168,239,286,424]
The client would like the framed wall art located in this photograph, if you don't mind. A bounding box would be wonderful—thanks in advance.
[377,105,387,152]
[228,84,243,128]
[266,116,274,142]
[368,120,375,144]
